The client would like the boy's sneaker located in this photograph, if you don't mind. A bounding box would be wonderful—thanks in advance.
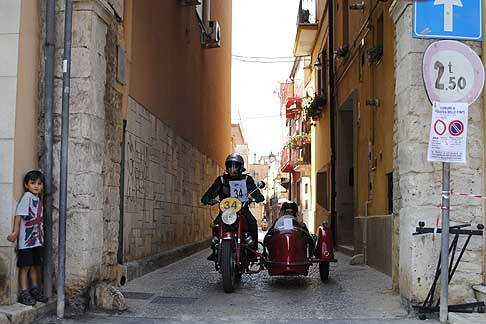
[207,251,216,261]
[18,290,36,306]
[30,287,48,303]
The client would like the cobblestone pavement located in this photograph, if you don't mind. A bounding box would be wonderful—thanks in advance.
[39,242,440,324]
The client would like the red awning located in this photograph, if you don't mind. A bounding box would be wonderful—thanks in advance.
[285,98,302,108]
[285,98,302,119]
[280,160,294,173]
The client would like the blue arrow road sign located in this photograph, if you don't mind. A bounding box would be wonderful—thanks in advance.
[413,0,482,41]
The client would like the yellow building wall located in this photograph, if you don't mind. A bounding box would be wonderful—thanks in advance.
[312,96,331,231]
[334,1,394,217]
[310,3,331,232]
[13,0,40,199]
[127,1,232,166]
[367,4,395,216]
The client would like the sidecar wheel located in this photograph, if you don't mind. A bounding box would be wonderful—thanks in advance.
[319,262,329,281]
[221,240,236,293]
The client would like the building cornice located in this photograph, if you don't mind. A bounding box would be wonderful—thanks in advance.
[389,0,412,25]
[73,0,116,24]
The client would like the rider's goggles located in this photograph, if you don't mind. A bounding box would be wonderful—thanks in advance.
[226,162,240,169]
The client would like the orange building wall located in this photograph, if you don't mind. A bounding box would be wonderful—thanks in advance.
[128,1,232,166]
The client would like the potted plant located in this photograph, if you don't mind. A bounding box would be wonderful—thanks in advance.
[304,95,326,120]
[294,157,304,166]
[367,44,383,65]
[335,43,349,58]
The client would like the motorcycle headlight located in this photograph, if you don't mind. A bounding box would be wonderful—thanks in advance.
[221,209,237,225]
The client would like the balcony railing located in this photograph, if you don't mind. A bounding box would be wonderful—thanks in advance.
[297,0,316,24]
[281,142,311,173]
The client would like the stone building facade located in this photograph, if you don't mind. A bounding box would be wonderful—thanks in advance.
[289,0,485,307]
[391,1,484,304]
[0,0,232,305]
[123,98,221,265]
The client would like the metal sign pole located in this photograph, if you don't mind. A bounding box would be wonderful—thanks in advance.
[440,162,450,322]
[57,0,73,319]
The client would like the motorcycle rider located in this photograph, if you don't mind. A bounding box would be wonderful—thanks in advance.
[263,201,314,252]
[201,153,265,261]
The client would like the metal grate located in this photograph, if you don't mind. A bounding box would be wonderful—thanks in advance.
[150,296,197,305]
[121,291,155,300]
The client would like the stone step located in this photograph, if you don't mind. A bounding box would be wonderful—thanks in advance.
[449,312,486,324]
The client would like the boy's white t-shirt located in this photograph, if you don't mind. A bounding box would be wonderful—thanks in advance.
[15,192,44,250]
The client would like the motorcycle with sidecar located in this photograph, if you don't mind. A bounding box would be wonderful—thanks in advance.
[208,182,337,293]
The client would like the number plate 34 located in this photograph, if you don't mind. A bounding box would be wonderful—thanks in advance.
[219,197,242,213]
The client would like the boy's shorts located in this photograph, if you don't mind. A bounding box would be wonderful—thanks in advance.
[17,247,44,267]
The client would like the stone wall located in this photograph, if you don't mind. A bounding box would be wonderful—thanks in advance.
[391,1,484,304]
[50,0,121,296]
[101,8,123,283]
[123,97,220,262]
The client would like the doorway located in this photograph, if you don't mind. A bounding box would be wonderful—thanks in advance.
[335,96,355,253]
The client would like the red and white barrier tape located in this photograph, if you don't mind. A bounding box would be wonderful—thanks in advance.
[433,214,440,242]
[431,189,483,242]
[450,189,486,199]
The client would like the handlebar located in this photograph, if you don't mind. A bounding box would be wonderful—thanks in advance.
[204,197,259,207]
[203,180,265,207]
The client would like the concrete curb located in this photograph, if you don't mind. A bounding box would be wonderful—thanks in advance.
[0,299,56,324]
[123,239,210,281]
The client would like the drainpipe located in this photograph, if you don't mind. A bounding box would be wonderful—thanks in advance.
[289,172,292,200]
[328,0,336,242]
[203,0,211,31]
[482,0,486,285]
[57,0,73,318]
[43,0,56,299]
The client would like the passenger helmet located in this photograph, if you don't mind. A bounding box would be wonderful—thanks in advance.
[280,201,298,217]
[225,153,245,177]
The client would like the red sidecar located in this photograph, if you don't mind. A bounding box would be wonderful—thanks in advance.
[263,215,337,281]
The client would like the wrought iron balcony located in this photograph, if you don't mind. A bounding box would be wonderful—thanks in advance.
[294,0,318,56]
[297,0,316,24]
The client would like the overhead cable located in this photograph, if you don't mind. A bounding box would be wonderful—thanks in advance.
[232,54,295,59]
[232,57,295,63]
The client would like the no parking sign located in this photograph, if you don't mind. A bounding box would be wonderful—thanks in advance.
[427,102,468,163]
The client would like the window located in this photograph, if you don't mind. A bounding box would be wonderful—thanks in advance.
[321,50,327,99]
[305,183,308,194]
[317,171,328,210]
[377,13,384,50]
[305,199,309,210]
[387,172,393,214]
[296,181,301,206]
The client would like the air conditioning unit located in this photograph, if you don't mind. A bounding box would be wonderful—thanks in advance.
[202,20,221,48]
[179,0,201,6]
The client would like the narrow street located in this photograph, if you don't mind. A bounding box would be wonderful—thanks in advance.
[39,236,439,324]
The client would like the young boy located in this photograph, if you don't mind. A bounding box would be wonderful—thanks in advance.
[7,170,48,305]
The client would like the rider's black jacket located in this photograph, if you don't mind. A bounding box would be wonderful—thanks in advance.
[201,173,264,206]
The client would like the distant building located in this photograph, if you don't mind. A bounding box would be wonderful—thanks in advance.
[231,123,249,166]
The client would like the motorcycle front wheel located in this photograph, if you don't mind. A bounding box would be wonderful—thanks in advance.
[221,239,237,293]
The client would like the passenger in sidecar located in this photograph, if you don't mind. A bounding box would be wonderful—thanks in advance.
[263,201,313,249]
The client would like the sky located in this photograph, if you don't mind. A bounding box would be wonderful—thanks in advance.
[231,0,300,160]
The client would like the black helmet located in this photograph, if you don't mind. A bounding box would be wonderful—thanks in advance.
[280,201,298,217]
[225,153,245,177]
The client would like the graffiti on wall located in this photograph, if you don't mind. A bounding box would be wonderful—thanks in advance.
[125,132,148,203]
